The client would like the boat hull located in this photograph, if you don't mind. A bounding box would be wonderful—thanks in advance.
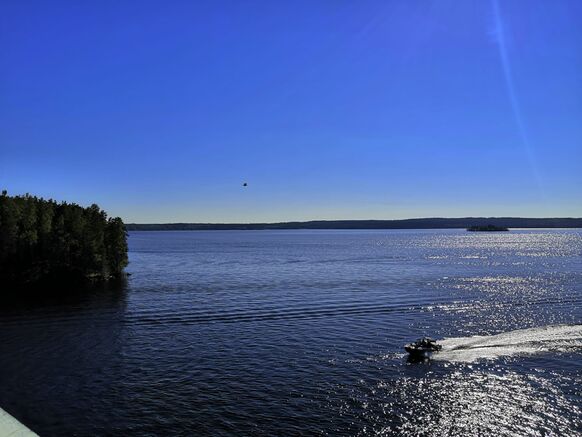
[404,346,433,357]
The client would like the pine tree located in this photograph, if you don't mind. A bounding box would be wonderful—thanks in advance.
[0,191,128,287]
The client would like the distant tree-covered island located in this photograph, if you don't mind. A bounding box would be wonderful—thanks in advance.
[0,191,128,287]
[466,225,509,232]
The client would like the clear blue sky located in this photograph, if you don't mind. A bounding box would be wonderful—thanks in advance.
[1,0,581,222]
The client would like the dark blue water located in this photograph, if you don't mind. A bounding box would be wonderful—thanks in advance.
[1,229,581,435]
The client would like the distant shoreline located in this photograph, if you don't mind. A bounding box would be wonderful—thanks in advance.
[126,218,582,231]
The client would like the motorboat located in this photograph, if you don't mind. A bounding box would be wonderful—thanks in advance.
[404,337,442,359]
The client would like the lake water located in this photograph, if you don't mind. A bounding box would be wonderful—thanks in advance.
[1,229,581,435]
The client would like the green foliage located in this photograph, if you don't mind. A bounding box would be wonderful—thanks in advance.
[0,191,128,284]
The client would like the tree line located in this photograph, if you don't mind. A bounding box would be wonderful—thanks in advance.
[126,217,582,231]
[0,191,128,286]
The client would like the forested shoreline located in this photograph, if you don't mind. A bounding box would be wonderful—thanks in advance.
[0,191,128,287]
[126,217,582,231]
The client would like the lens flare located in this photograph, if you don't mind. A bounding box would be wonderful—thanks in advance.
[491,0,545,198]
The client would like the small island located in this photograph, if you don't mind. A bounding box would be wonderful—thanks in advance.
[466,225,509,232]
[0,191,128,288]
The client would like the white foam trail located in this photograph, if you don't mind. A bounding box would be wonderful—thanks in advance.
[434,324,582,363]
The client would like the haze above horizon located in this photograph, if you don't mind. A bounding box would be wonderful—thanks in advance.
[2,1,581,222]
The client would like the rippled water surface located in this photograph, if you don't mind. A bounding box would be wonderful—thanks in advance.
[1,229,581,435]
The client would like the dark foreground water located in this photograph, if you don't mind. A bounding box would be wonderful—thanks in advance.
[1,229,581,436]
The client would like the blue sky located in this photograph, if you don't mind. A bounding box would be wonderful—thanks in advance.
[1,0,581,222]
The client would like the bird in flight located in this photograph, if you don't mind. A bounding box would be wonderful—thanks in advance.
[242,182,248,187]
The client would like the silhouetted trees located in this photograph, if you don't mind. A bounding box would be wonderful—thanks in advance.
[0,191,128,285]
[466,225,509,232]
[125,217,582,231]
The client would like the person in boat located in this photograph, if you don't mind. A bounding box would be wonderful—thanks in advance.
[404,337,442,355]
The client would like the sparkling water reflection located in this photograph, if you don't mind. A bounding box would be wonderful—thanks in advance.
[0,229,581,435]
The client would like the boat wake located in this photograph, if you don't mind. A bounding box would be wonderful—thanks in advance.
[434,324,582,362]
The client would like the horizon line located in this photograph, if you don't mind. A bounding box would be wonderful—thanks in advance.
[126,216,582,225]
